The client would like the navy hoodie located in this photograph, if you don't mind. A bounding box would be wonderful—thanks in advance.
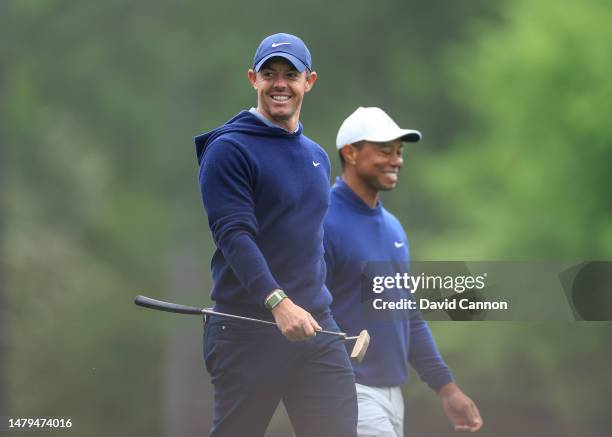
[325,178,453,389]
[195,110,333,318]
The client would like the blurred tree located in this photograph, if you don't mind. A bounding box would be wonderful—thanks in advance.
[0,0,9,418]
[421,0,612,260]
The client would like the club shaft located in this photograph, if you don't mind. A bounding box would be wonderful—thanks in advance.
[135,295,347,338]
[202,308,346,338]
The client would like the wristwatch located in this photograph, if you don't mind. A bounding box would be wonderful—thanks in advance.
[265,289,287,310]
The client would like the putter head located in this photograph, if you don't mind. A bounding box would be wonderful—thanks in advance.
[350,330,370,363]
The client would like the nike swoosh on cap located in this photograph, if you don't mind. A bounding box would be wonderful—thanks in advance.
[271,42,291,47]
[312,161,321,167]
[394,242,404,248]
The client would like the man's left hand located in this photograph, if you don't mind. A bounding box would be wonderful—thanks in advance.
[439,382,483,432]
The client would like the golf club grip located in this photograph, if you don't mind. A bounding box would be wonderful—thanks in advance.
[134,295,203,315]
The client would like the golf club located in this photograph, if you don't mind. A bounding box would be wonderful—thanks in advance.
[134,295,370,362]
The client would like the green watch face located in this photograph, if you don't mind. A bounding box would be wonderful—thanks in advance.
[265,290,287,310]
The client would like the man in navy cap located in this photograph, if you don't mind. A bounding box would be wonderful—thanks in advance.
[194,34,358,437]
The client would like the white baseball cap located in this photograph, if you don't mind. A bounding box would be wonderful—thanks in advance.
[336,107,422,149]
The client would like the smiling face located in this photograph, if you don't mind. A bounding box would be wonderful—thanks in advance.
[343,139,404,198]
[247,57,317,131]
[355,139,404,191]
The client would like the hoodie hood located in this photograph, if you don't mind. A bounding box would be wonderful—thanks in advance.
[194,110,303,164]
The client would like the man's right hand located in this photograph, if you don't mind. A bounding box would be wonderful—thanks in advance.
[271,298,322,341]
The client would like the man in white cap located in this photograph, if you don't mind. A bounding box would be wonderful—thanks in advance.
[324,107,483,436]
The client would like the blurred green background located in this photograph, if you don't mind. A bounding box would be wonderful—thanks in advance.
[2,0,611,436]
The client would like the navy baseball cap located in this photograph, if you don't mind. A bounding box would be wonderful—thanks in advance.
[252,33,312,73]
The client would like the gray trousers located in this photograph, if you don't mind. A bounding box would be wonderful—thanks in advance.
[356,383,404,437]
